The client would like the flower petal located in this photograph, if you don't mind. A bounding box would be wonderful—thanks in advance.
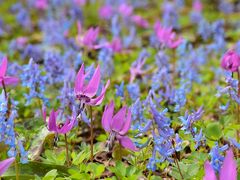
[84,65,101,98]
[0,157,15,176]
[203,161,217,180]
[219,148,237,180]
[42,106,47,123]
[88,79,110,106]
[74,64,85,94]
[117,135,138,151]
[0,57,7,77]
[48,109,57,132]
[111,106,127,132]
[0,77,19,86]
[57,118,76,134]
[102,101,114,132]
[119,108,131,135]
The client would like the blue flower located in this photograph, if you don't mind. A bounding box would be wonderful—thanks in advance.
[127,83,140,101]
[115,81,124,98]
[209,142,229,172]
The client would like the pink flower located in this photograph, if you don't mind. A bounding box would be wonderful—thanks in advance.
[221,49,240,72]
[204,148,237,180]
[99,5,113,19]
[131,15,149,28]
[0,157,15,176]
[0,57,19,87]
[118,3,133,17]
[74,0,86,6]
[74,64,110,106]
[35,0,48,10]
[154,21,182,49]
[193,0,202,12]
[42,107,76,134]
[76,22,100,49]
[102,101,138,151]
[108,37,122,53]
[16,37,28,46]
[130,58,147,83]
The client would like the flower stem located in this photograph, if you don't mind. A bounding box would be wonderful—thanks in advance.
[15,158,19,180]
[64,133,70,166]
[1,80,7,99]
[90,106,94,162]
[172,140,183,180]
[237,68,240,156]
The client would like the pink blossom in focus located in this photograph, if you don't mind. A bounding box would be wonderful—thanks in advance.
[0,157,15,176]
[42,107,76,134]
[74,64,110,106]
[102,101,138,151]
[204,148,237,180]
[0,57,19,87]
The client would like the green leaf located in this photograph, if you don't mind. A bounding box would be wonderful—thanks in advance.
[42,169,58,180]
[205,122,223,140]
[3,161,69,178]
[95,164,105,177]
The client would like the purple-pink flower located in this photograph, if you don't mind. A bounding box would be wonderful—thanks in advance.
[204,148,237,180]
[118,3,133,17]
[42,108,76,134]
[0,57,19,87]
[154,21,182,49]
[76,22,100,49]
[0,157,15,176]
[130,57,147,83]
[102,101,138,151]
[108,37,122,53]
[99,5,113,19]
[74,64,110,106]
[193,0,203,12]
[221,49,240,72]
[35,0,48,10]
[131,15,149,28]
[74,0,86,6]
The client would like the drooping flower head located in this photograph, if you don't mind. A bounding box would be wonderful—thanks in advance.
[221,49,240,72]
[0,157,15,176]
[0,57,19,87]
[42,107,76,134]
[131,15,149,28]
[102,101,138,151]
[204,148,237,180]
[118,3,133,17]
[76,22,100,49]
[193,0,202,12]
[99,5,113,19]
[35,0,48,10]
[74,64,110,107]
[154,21,182,49]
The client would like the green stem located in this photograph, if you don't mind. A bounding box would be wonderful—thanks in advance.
[237,69,240,157]
[1,80,7,99]
[64,134,70,166]
[15,158,19,180]
[90,106,94,162]
[172,141,184,180]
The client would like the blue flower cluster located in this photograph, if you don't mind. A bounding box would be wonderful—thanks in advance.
[0,91,28,163]
[20,59,49,105]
